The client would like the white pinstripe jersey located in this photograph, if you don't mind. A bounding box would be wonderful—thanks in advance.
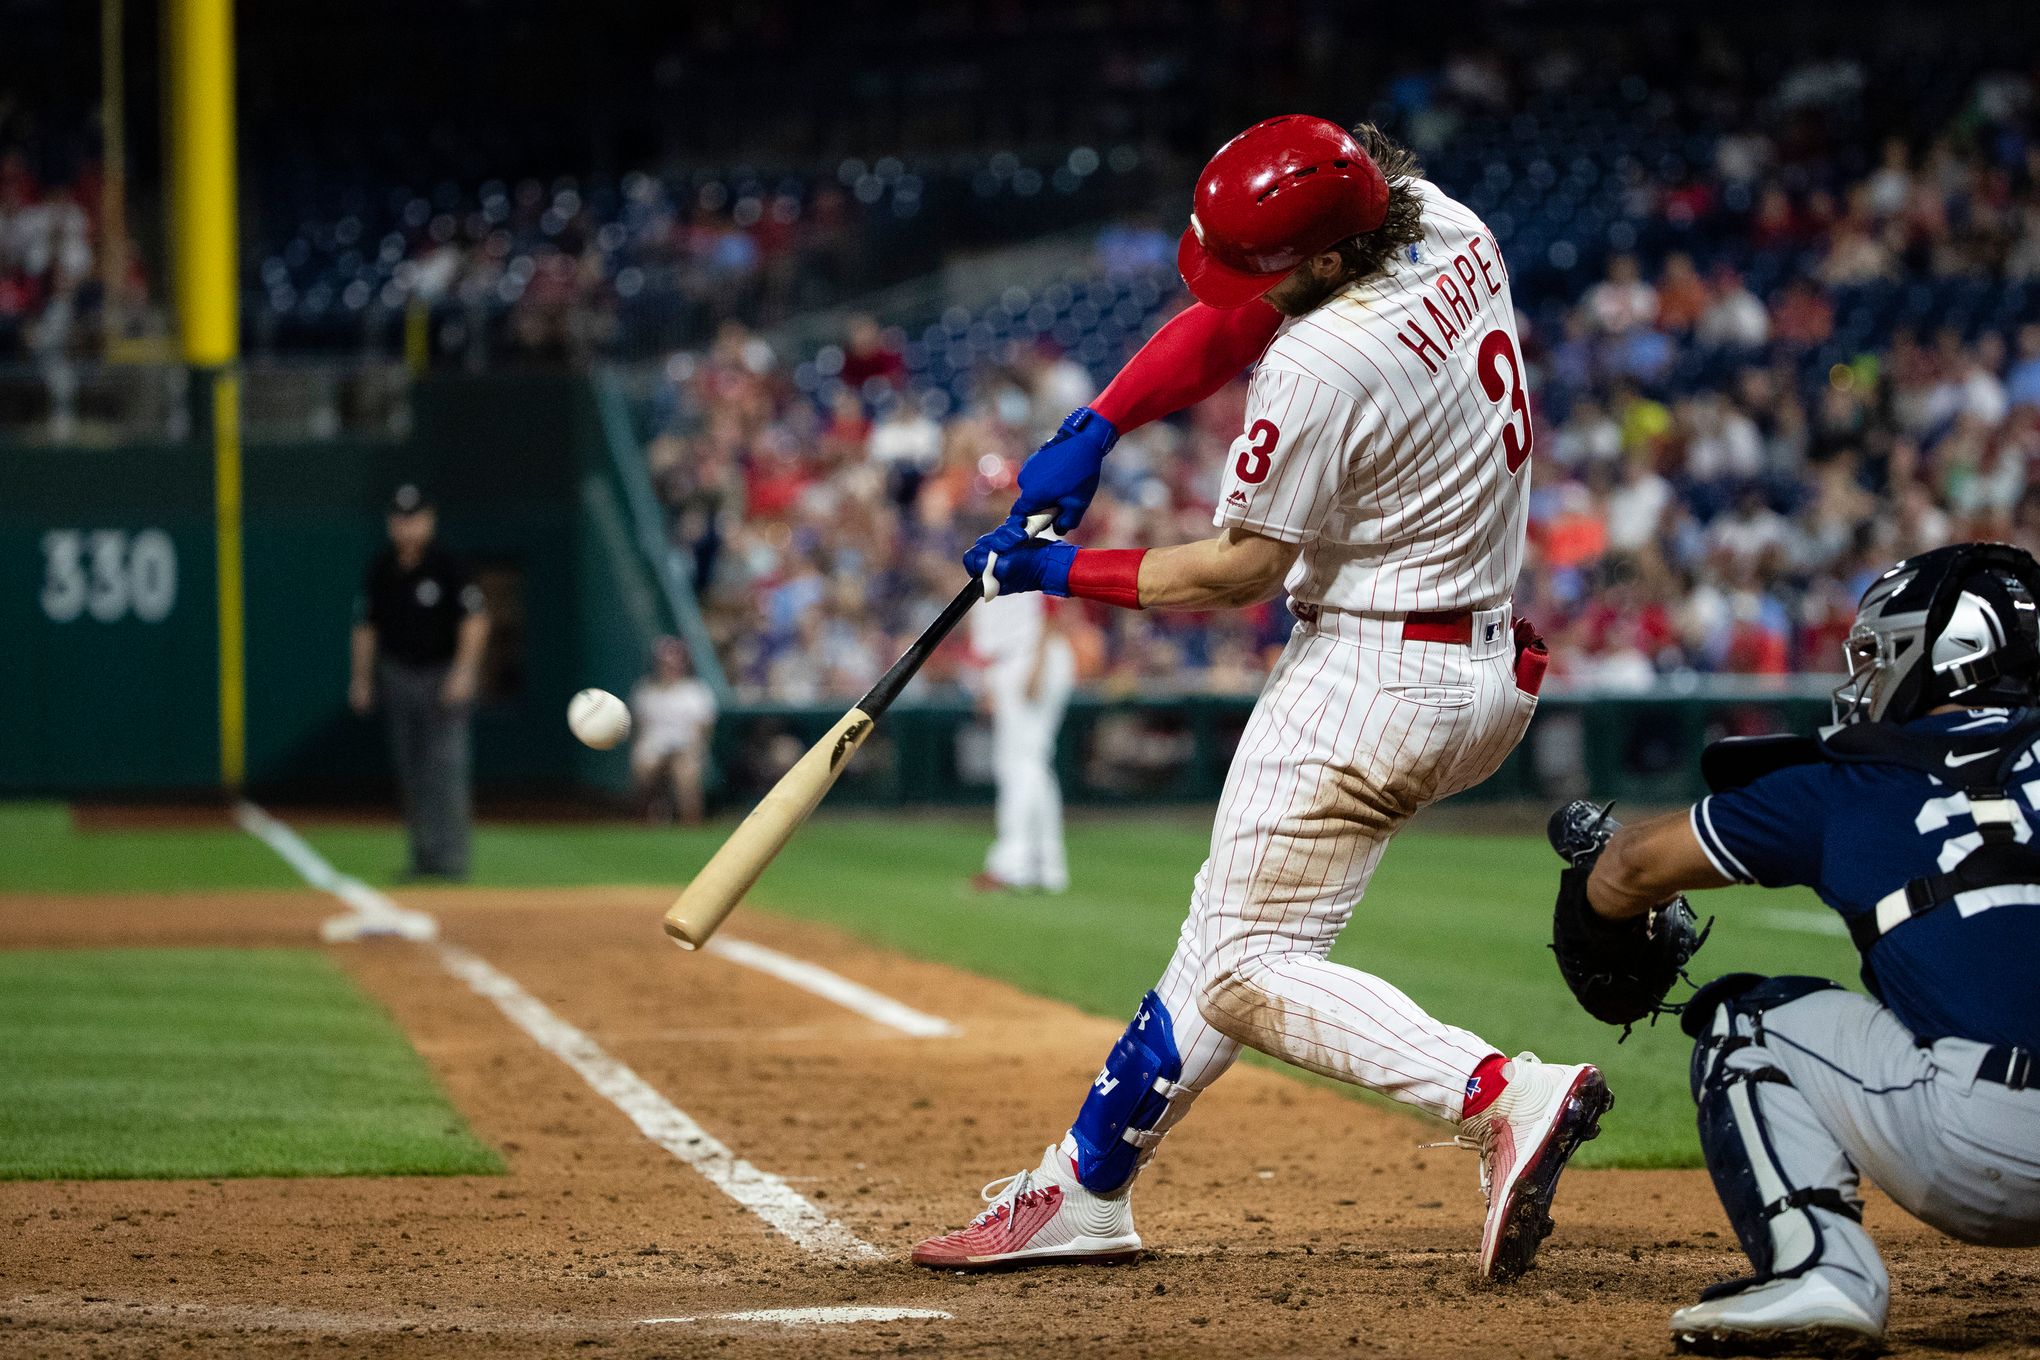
[1213,179,1533,613]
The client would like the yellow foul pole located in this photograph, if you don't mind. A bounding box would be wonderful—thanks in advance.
[168,0,244,786]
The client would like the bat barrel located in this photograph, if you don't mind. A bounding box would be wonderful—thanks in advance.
[664,559,1010,949]
[660,706,876,947]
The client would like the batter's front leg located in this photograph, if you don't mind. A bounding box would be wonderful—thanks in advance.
[1152,842,1497,1128]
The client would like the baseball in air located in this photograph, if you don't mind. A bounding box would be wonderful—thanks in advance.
[567,688,631,749]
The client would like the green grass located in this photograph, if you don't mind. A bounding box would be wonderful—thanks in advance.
[0,948,502,1180]
[0,801,1860,1167]
[0,802,299,893]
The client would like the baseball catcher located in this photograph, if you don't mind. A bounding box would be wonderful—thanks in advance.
[1551,542,2040,1352]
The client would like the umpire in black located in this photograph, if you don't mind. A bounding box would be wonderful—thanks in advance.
[349,484,489,880]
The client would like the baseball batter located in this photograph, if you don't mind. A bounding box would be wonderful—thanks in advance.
[915,117,1609,1280]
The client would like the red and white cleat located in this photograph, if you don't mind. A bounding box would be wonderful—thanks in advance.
[1449,1053,1613,1282]
[911,1145,1142,1270]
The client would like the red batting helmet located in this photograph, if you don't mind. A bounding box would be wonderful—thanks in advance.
[1176,115,1390,309]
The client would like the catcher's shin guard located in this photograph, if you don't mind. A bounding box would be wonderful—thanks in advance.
[1686,975,1882,1304]
[1067,991,1186,1194]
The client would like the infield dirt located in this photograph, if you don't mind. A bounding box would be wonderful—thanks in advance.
[2,887,2035,1357]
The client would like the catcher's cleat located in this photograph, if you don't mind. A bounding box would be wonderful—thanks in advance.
[910,1145,1142,1270]
[1440,1053,1612,1282]
[1671,1272,1885,1356]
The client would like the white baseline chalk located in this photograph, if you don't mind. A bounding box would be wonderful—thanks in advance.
[235,803,879,1260]
[705,936,958,1038]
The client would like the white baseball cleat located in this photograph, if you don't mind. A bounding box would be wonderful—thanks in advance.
[1670,1272,1886,1355]
[911,1145,1142,1270]
[1447,1052,1613,1281]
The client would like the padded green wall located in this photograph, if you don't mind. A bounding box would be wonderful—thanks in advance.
[0,374,661,797]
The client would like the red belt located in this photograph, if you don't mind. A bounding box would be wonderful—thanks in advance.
[1289,603,1476,644]
[1401,609,1474,644]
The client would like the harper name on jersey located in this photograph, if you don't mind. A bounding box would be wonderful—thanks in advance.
[1216,180,1530,616]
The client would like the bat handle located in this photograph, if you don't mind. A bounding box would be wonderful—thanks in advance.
[856,515,1059,721]
[977,512,1058,601]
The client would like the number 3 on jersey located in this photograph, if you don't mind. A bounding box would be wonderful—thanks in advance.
[1235,418,1278,484]
[1477,329,1533,474]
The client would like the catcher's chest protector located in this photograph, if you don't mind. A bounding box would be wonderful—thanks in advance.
[1700,708,2040,1031]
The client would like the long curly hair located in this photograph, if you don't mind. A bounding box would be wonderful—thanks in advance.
[1330,123,1427,285]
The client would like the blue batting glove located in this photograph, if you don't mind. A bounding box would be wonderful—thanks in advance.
[1011,407,1119,534]
[967,535,1077,601]
[962,514,1035,579]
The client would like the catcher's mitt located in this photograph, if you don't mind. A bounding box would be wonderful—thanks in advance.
[1547,800,1708,1034]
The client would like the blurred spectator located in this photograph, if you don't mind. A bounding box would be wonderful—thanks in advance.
[1017,341,1095,430]
[838,314,904,394]
[1696,267,1771,350]
[1585,254,1657,334]
[1607,456,1673,555]
[630,637,718,825]
[1770,280,1836,348]
[2010,326,2040,412]
[867,392,943,506]
[1655,253,1710,333]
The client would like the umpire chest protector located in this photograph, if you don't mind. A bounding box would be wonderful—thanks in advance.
[1703,708,2040,965]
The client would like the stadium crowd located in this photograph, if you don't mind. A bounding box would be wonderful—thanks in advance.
[10,10,2040,701]
[645,45,2040,699]
[0,148,107,363]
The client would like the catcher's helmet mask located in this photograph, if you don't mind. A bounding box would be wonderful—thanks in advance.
[1831,542,2040,726]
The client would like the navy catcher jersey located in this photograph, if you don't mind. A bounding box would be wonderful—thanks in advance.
[1691,708,2040,1051]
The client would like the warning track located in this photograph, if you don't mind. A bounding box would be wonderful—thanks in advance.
[2,886,2035,1358]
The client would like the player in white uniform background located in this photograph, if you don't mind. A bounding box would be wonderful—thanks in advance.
[917,116,1610,1280]
[968,591,1076,893]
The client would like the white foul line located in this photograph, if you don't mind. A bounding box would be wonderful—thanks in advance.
[233,801,436,941]
[640,1306,952,1326]
[704,937,959,1038]
[436,944,879,1258]
[1754,907,1851,938]
[233,801,880,1260]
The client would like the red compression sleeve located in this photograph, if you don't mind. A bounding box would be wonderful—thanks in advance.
[1090,299,1282,432]
[1065,548,1147,610]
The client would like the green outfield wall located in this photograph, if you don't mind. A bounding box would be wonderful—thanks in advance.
[0,373,669,797]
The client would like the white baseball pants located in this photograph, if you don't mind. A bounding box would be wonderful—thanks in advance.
[985,637,1076,891]
[1115,602,1539,1166]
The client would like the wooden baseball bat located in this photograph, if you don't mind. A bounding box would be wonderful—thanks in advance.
[664,519,1046,948]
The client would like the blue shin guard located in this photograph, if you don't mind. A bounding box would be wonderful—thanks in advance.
[1068,991,1185,1194]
